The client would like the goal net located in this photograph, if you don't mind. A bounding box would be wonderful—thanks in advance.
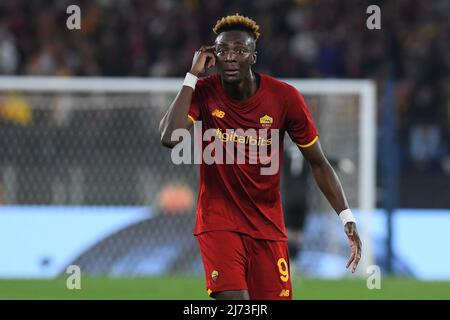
[0,77,376,278]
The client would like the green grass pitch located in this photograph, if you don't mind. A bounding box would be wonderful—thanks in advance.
[1,277,449,300]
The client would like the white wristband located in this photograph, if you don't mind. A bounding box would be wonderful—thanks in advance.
[183,72,198,90]
[339,209,356,225]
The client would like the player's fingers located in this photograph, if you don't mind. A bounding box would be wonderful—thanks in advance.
[355,253,361,265]
[352,255,361,273]
[346,252,355,269]
[351,244,361,272]
[206,54,216,68]
[203,50,213,58]
[194,48,204,58]
[197,51,211,66]
[353,236,362,255]
[199,50,214,61]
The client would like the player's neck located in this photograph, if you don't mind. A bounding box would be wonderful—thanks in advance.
[221,70,259,101]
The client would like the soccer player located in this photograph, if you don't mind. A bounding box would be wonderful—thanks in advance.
[159,14,362,300]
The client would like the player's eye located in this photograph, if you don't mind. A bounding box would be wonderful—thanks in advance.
[216,49,226,55]
[236,48,248,55]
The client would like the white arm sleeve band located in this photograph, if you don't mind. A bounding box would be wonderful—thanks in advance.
[183,72,198,90]
[339,209,356,225]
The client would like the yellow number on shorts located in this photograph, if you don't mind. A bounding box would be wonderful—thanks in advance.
[277,258,289,282]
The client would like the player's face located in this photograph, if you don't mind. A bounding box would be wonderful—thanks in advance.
[214,31,257,83]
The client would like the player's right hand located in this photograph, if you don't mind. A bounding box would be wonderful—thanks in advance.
[190,45,216,77]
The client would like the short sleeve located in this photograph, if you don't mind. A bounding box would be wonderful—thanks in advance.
[187,81,203,124]
[285,86,319,148]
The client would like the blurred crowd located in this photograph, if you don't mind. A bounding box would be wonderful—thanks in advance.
[0,0,449,174]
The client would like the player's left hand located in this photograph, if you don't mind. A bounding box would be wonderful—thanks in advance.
[344,222,362,273]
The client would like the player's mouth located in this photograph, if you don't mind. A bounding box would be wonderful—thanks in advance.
[224,69,239,76]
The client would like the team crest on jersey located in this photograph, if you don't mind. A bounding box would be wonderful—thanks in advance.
[212,109,225,118]
[211,270,219,282]
[260,115,273,128]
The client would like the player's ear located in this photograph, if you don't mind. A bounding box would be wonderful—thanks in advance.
[252,51,257,65]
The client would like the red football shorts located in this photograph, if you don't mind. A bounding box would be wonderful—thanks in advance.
[196,230,292,300]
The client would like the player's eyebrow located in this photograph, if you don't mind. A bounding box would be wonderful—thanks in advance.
[215,41,250,46]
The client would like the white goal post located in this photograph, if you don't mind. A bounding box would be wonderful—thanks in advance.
[0,76,376,276]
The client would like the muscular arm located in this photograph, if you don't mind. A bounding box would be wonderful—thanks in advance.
[159,86,194,148]
[159,45,215,149]
[299,139,362,273]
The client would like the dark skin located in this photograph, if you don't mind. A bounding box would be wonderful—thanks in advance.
[159,30,258,145]
[159,30,362,300]
[213,30,258,100]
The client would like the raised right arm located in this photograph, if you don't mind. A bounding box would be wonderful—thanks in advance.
[159,45,216,148]
[159,85,196,148]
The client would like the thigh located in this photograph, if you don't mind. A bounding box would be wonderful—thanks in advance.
[246,238,292,300]
[196,231,249,297]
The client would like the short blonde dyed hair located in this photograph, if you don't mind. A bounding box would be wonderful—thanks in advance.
[213,13,260,41]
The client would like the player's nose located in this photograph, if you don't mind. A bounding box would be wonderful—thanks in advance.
[224,51,237,62]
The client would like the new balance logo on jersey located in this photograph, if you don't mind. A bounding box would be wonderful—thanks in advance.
[212,109,225,118]
[279,289,290,297]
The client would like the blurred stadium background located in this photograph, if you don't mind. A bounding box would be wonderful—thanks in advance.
[0,0,449,299]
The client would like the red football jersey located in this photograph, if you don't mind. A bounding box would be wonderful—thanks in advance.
[188,73,318,241]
